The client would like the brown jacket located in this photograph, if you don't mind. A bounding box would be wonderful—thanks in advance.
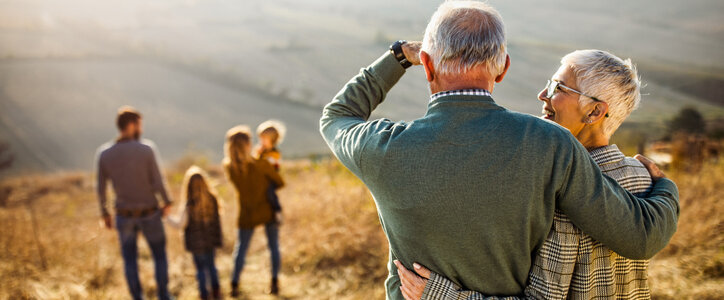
[225,158,284,229]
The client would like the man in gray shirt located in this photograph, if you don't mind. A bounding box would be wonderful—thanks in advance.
[96,106,173,300]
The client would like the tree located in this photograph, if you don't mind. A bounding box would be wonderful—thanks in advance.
[668,107,706,136]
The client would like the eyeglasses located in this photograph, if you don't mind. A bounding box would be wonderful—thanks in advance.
[545,80,605,103]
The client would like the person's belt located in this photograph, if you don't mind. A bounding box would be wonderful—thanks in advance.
[116,207,159,218]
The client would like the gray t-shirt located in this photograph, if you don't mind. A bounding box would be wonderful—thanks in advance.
[96,138,171,215]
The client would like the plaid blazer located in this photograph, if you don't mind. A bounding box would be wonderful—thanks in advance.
[422,145,653,300]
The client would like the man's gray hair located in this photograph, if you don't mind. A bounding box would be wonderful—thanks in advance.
[422,1,507,77]
[562,50,642,137]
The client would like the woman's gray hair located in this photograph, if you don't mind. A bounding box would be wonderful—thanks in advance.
[562,50,642,137]
[422,1,507,77]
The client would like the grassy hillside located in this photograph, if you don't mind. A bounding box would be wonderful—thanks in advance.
[0,158,722,299]
[1,0,723,173]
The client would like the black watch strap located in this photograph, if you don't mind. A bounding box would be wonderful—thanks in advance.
[390,40,412,69]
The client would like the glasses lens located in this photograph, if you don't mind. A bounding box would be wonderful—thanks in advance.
[546,80,557,98]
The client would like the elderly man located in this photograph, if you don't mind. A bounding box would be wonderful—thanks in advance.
[319,1,679,299]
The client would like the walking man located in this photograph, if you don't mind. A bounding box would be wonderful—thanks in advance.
[96,106,173,300]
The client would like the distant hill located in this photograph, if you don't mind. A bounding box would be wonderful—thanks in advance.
[1,0,723,174]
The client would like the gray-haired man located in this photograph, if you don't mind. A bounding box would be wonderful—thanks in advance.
[319,1,678,299]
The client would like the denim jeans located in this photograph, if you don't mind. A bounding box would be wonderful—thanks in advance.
[192,250,219,298]
[116,210,171,300]
[230,222,281,285]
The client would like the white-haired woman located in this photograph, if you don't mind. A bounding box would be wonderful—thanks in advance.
[396,50,657,300]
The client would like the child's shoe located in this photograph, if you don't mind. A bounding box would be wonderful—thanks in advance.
[230,283,240,298]
[212,287,221,299]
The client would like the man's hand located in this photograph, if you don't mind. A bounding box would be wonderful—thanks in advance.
[394,260,431,300]
[634,154,666,181]
[101,214,113,229]
[402,41,423,66]
[162,203,172,217]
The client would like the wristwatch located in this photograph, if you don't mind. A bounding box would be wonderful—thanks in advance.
[390,40,412,69]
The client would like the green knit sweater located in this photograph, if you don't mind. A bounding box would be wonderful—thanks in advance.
[319,52,679,299]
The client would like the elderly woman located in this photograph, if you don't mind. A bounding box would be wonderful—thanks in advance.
[223,125,285,296]
[396,50,656,300]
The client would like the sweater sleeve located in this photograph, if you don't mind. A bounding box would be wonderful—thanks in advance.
[319,51,406,178]
[262,160,285,189]
[95,148,109,216]
[556,136,679,259]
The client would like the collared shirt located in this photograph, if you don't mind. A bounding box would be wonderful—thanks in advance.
[430,89,492,102]
[423,145,654,300]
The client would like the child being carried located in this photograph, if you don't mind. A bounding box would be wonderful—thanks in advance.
[255,120,286,224]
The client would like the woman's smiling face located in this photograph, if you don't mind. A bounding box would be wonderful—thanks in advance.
[538,64,588,136]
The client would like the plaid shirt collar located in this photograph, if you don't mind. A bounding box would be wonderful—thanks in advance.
[589,144,625,166]
[430,89,492,102]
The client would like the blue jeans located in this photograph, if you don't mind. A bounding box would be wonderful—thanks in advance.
[192,251,219,298]
[116,211,171,300]
[230,222,281,284]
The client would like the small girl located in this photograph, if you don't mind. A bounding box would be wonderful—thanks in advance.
[170,166,223,300]
[254,120,286,223]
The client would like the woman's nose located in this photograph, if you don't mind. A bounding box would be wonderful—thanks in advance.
[537,88,548,102]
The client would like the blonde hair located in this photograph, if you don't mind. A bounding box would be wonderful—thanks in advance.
[223,125,253,173]
[561,50,642,137]
[422,0,507,77]
[256,120,286,146]
[180,166,220,225]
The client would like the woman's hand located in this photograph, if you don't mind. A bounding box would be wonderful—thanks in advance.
[394,260,432,300]
[634,154,666,181]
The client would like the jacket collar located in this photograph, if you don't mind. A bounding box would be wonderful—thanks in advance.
[588,144,626,166]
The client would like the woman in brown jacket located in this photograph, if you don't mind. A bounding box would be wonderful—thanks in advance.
[224,125,284,296]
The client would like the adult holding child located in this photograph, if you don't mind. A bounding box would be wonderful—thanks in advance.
[223,125,285,297]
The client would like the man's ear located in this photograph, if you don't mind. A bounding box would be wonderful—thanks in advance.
[494,54,511,83]
[588,102,609,123]
[420,51,435,82]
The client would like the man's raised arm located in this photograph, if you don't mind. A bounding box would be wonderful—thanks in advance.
[319,50,407,176]
[557,136,679,260]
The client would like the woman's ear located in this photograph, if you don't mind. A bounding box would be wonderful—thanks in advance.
[420,51,435,82]
[587,102,609,123]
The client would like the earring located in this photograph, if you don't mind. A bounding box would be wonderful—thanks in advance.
[585,119,592,124]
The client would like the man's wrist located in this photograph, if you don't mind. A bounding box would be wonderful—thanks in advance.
[390,40,413,69]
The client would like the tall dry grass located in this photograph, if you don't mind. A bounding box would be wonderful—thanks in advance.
[0,158,721,299]
[647,158,724,299]
[0,159,387,299]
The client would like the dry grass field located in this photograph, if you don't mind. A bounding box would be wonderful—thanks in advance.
[0,157,722,299]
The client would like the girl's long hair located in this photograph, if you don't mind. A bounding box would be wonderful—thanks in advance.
[179,165,221,225]
[223,125,253,174]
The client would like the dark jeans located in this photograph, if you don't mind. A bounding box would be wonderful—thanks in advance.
[230,222,281,285]
[192,250,219,298]
[267,182,282,212]
[116,210,171,300]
